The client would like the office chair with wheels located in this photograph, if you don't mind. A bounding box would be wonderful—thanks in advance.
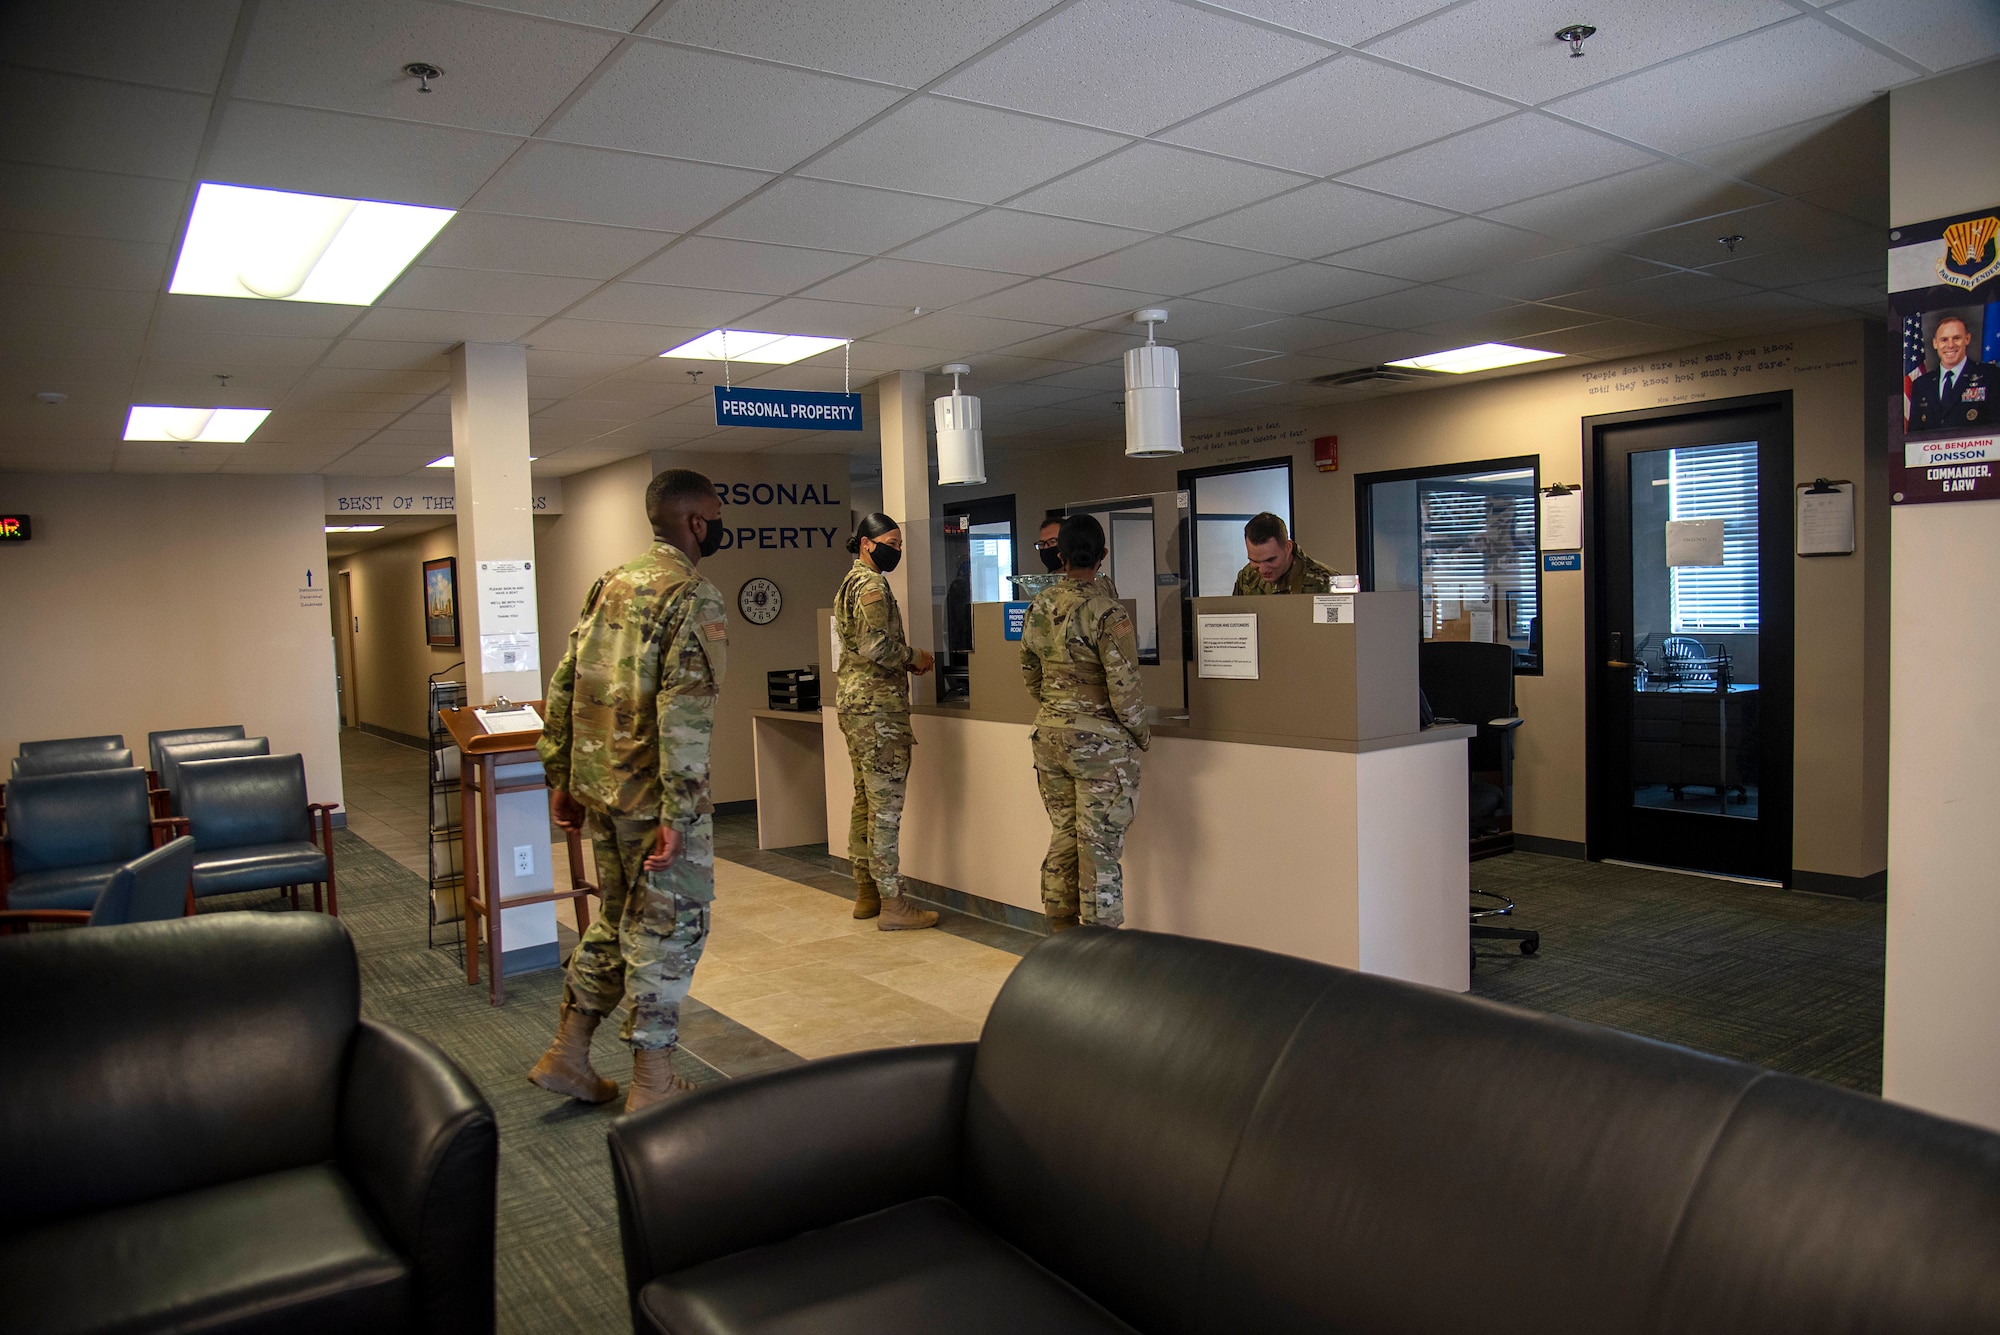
[1418,640,1540,961]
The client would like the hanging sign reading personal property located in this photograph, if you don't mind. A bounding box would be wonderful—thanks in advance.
[1887,205,2000,505]
[713,386,864,431]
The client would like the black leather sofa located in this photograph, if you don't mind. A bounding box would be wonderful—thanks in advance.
[0,914,497,1335]
[611,930,2000,1335]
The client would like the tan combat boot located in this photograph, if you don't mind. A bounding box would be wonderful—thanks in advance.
[625,1046,696,1113]
[528,1002,618,1103]
[852,862,881,920]
[1047,914,1080,933]
[878,895,939,931]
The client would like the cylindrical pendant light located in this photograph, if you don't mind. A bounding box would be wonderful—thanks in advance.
[934,362,984,485]
[1124,309,1181,458]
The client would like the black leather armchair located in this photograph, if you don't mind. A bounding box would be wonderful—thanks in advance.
[147,726,246,816]
[0,914,496,1335]
[0,767,167,911]
[10,746,136,779]
[158,735,270,816]
[18,733,124,758]
[0,834,195,933]
[612,930,2000,1335]
[179,753,339,913]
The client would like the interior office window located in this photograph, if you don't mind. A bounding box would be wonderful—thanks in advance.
[1357,457,1541,672]
[1183,460,1292,596]
[966,520,1014,603]
[1065,497,1163,662]
[1668,440,1759,633]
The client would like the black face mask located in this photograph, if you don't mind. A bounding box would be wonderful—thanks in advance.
[695,515,725,558]
[869,542,902,574]
[1038,543,1065,572]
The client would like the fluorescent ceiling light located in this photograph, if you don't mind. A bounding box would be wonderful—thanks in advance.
[123,406,270,442]
[325,525,384,533]
[427,455,534,467]
[659,330,848,364]
[1387,343,1563,374]
[169,183,453,305]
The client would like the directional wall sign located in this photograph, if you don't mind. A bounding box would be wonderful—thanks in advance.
[714,385,864,431]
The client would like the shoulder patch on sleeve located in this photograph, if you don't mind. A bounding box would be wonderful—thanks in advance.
[858,586,884,605]
[700,618,728,641]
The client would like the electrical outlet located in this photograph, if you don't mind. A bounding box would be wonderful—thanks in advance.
[513,844,533,877]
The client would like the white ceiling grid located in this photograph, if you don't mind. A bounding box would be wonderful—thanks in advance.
[0,0,1990,479]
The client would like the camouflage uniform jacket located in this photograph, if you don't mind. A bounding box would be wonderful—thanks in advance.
[1232,544,1338,595]
[833,559,914,716]
[538,541,728,830]
[1021,577,1150,750]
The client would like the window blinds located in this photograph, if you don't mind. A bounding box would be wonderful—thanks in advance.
[1669,440,1759,632]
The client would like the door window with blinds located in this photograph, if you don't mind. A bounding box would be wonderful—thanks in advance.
[1356,456,1542,673]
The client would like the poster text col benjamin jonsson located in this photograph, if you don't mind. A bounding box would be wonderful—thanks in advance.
[713,480,844,551]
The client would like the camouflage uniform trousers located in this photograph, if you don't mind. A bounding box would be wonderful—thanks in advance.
[840,711,913,899]
[563,810,713,1051]
[1030,726,1142,928]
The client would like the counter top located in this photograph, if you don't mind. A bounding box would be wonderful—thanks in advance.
[904,701,1473,754]
[751,708,825,723]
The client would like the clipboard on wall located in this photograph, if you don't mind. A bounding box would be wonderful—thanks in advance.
[1795,478,1855,557]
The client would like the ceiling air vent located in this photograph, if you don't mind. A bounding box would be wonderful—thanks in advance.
[1311,365,1439,387]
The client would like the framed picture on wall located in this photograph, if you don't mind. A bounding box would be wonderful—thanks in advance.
[423,556,459,648]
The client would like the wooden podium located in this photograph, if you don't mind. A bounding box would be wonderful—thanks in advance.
[439,702,598,1005]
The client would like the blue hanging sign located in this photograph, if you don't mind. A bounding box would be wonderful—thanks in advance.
[1003,602,1031,640]
[1542,551,1582,572]
[713,385,864,431]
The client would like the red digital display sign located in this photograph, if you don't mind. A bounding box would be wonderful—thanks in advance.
[0,515,29,540]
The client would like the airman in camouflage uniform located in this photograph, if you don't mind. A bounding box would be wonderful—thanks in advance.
[530,469,728,1113]
[1022,516,1149,930]
[1233,510,1339,595]
[834,514,938,930]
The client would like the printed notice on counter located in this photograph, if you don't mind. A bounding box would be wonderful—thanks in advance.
[1311,594,1355,625]
[474,705,542,735]
[1196,613,1259,680]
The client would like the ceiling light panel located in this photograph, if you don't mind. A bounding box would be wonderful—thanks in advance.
[659,330,849,363]
[123,406,271,442]
[169,183,453,305]
[427,455,539,467]
[1387,343,1563,374]
[324,525,384,533]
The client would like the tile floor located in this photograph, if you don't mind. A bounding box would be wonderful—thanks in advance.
[337,729,1022,1057]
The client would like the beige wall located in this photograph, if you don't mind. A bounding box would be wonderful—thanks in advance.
[533,451,852,807]
[951,319,1884,883]
[330,524,466,742]
[0,472,343,808]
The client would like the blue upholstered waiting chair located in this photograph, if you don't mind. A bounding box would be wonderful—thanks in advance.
[17,734,123,758]
[0,768,165,912]
[0,837,196,933]
[158,737,270,817]
[178,754,341,915]
[10,747,136,779]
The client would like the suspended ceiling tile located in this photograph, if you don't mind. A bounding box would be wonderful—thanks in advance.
[1613,197,1872,270]
[1194,0,1458,46]
[1553,270,1761,319]
[1527,320,1673,354]
[532,398,650,424]
[1079,297,1273,342]
[799,258,1024,310]
[1336,113,1655,214]
[0,164,189,245]
[379,267,601,316]
[0,284,156,331]
[0,400,127,437]
[345,308,541,343]
[2,0,239,93]
[523,348,650,379]
[1795,177,1888,230]
[561,282,767,328]
[1189,262,1414,314]
[421,214,672,279]
[582,377,709,407]
[217,442,356,473]
[1413,303,1597,344]
[934,0,1325,136]
[1683,103,1886,197]
[1164,56,1514,177]
[1053,236,1291,293]
[529,318,704,356]
[1314,329,1452,363]
[1781,274,1883,311]
[1649,288,1839,331]
[0,70,209,180]
[237,0,618,137]
[1546,20,1917,156]
[1320,283,1517,330]
[141,332,333,368]
[703,179,979,253]
[154,295,362,338]
[803,97,1127,204]
[652,0,1064,87]
[1007,143,1303,234]
[1483,161,1774,245]
[891,209,1147,275]
[953,278,1151,325]
[206,102,519,209]
[113,442,229,472]
[1323,216,1567,282]
[0,232,169,293]
[548,43,902,171]
[815,340,944,373]
[999,328,1142,366]
[1822,0,2000,71]
[476,0,658,32]
[130,365,304,398]
[319,340,456,371]
[625,237,863,295]
[1365,0,1797,105]
[292,366,448,396]
[722,295,915,339]
[475,142,770,230]
[959,353,1091,382]
[1182,183,1453,261]
[1700,236,1882,289]
[873,310,1064,354]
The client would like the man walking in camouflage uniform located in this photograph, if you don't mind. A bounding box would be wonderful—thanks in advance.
[529,469,729,1113]
[834,512,938,930]
[1233,511,1339,595]
[1022,514,1149,930]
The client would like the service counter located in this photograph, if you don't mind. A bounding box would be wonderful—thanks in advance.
[786,593,1472,993]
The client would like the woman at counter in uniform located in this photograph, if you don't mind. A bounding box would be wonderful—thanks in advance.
[1021,514,1150,931]
[833,512,940,931]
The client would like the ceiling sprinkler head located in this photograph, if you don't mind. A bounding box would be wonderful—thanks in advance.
[403,62,443,93]
[1718,234,1744,254]
[1555,24,1596,57]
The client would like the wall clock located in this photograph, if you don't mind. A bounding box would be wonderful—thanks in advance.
[738,577,782,625]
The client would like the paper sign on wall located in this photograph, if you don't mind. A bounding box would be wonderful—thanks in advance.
[1665,519,1725,567]
[1311,594,1355,625]
[1196,613,1259,680]
[1540,489,1582,550]
[478,559,539,673]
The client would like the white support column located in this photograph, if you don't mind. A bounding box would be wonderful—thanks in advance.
[876,369,935,704]
[451,342,543,707]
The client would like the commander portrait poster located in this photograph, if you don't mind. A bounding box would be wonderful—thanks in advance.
[1888,206,2000,504]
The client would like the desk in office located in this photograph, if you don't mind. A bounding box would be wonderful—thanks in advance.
[1630,683,1760,814]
